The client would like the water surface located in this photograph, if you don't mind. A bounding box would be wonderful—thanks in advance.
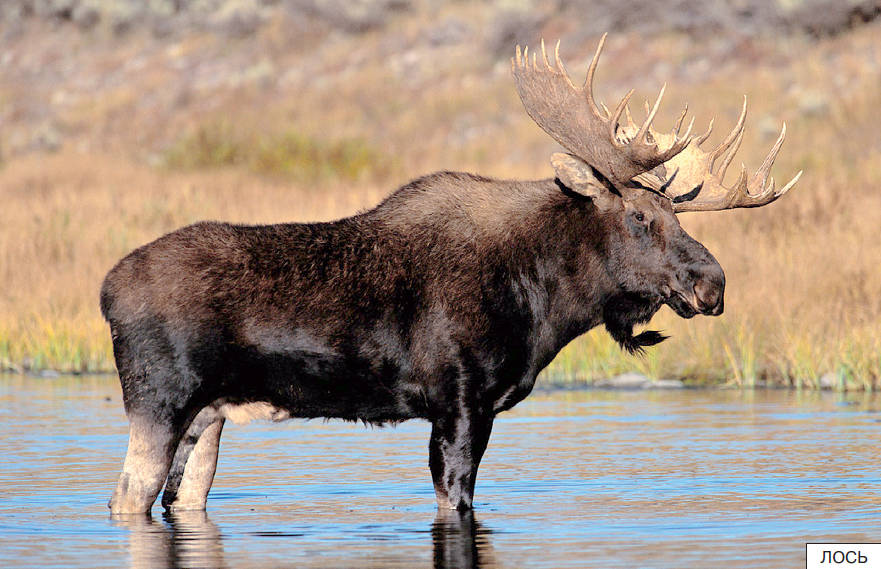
[1,374,879,568]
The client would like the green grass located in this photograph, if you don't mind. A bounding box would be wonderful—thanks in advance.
[163,122,396,183]
[0,318,112,374]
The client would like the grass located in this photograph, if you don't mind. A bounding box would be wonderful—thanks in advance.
[163,122,396,182]
[2,15,881,390]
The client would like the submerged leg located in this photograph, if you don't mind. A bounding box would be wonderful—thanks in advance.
[162,407,225,512]
[433,509,495,569]
[109,416,182,514]
[429,411,494,511]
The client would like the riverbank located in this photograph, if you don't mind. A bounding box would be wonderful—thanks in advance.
[0,369,869,393]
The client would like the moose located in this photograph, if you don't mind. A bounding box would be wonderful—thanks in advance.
[103,36,801,514]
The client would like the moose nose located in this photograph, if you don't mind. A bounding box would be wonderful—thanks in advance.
[693,275,724,315]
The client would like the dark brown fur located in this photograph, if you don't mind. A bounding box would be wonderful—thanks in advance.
[103,171,724,513]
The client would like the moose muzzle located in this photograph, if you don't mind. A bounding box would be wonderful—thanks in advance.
[692,270,725,316]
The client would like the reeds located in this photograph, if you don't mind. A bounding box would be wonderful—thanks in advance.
[163,122,396,182]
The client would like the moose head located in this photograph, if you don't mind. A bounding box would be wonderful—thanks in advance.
[512,36,802,352]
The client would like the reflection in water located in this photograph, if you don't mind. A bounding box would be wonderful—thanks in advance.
[112,511,226,569]
[432,510,497,569]
[116,509,499,569]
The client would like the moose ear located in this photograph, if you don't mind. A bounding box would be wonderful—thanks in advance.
[551,152,616,210]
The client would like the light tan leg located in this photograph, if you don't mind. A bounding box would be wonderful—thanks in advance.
[162,408,225,512]
[109,419,177,514]
[165,419,224,511]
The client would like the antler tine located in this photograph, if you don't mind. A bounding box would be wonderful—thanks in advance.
[610,89,635,145]
[717,125,744,182]
[777,170,803,196]
[673,104,688,136]
[624,105,637,130]
[553,39,577,91]
[679,117,695,146]
[709,96,747,169]
[730,164,750,197]
[584,33,608,118]
[663,125,694,160]
[750,122,787,190]
[635,83,666,143]
[634,94,692,154]
[694,118,714,147]
[540,38,557,71]
[764,175,776,198]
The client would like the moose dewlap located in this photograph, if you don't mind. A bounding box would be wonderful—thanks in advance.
[103,35,801,514]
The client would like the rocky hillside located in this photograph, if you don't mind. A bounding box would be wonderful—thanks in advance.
[0,0,879,168]
[4,0,880,38]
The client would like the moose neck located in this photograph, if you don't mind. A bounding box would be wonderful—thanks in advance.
[416,176,622,376]
[500,180,620,373]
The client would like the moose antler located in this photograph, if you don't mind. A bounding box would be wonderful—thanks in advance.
[512,34,694,188]
[665,98,802,212]
[629,97,803,212]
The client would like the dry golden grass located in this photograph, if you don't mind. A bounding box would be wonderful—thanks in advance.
[2,19,881,389]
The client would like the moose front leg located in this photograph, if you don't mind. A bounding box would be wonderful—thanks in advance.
[429,411,494,511]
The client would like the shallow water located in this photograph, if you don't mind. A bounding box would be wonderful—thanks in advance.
[1,374,879,568]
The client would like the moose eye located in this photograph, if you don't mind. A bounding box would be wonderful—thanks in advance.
[633,212,645,223]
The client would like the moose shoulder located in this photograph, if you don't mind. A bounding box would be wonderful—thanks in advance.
[104,36,801,514]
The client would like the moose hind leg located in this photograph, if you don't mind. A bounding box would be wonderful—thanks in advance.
[162,407,225,512]
[109,416,182,514]
[429,411,494,511]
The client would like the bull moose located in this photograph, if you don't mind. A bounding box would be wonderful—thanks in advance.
[103,36,801,514]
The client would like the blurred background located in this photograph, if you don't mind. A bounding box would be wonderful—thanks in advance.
[1,0,880,387]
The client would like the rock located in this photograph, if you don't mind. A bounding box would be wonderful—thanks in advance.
[653,379,685,389]
[818,372,839,390]
[593,373,652,389]
[592,373,685,389]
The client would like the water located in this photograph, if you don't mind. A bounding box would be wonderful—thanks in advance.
[1,374,879,568]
